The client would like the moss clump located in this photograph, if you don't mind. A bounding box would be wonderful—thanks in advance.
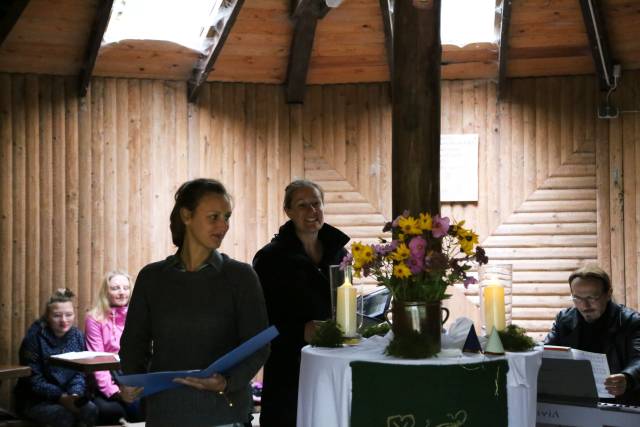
[385,330,439,358]
[498,324,536,352]
[361,322,390,338]
[310,320,344,348]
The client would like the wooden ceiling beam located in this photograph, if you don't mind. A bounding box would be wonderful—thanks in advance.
[285,0,331,104]
[497,0,513,100]
[188,0,245,103]
[379,0,394,78]
[0,0,30,48]
[578,0,615,91]
[78,0,114,97]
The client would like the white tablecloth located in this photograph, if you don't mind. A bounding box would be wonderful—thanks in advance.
[297,336,542,427]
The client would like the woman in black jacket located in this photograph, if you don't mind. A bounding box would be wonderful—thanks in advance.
[253,179,349,427]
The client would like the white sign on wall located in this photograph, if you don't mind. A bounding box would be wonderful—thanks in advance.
[440,134,479,202]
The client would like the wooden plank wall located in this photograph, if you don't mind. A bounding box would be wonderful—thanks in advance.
[441,77,600,336]
[1,71,640,405]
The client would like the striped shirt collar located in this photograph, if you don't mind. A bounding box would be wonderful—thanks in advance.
[168,250,223,272]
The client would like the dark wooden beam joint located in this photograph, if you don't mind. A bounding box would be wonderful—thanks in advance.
[78,0,115,98]
[379,0,394,79]
[285,0,331,104]
[0,0,31,48]
[188,0,246,103]
[578,0,615,91]
[497,0,512,100]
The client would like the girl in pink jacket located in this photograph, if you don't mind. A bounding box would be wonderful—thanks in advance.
[85,270,142,424]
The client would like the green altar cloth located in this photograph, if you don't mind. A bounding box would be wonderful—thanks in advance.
[350,359,508,427]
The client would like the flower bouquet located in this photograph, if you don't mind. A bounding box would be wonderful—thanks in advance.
[342,210,488,357]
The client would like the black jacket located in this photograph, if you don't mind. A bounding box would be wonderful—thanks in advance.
[253,220,349,427]
[545,301,640,405]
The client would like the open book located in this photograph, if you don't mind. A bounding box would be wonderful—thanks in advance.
[543,345,614,399]
[115,326,278,397]
[51,351,119,361]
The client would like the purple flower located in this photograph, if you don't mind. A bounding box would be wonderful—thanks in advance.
[475,246,489,265]
[407,255,424,274]
[340,253,353,270]
[431,215,450,238]
[374,242,396,256]
[463,276,478,288]
[408,236,426,258]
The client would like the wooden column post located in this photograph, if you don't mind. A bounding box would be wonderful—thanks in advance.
[391,0,441,217]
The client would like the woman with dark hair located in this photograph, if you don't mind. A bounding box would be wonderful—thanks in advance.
[253,179,350,427]
[119,178,269,427]
[16,288,98,427]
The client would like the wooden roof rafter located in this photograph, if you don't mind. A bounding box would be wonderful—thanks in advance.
[188,0,245,103]
[0,0,30,48]
[496,0,512,100]
[284,0,332,104]
[78,0,115,97]
[578,0,615,91]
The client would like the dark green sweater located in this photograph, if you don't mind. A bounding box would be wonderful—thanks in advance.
[120,252,269,426]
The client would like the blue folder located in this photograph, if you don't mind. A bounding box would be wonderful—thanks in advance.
[115,325,278,397]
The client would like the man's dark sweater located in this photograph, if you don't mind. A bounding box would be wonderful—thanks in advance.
[120,251,269,427]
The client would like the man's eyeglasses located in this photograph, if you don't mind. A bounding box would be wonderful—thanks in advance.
[570,294,603,304]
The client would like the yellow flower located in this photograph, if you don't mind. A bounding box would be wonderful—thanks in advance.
[393,262,412,279]
[458,229,479,255]
[391,243,411,261]
[398,216,422,236]
[452,220,466,238]
[418,213,432,230]
[351,242,364,255]
[360,245,375,263]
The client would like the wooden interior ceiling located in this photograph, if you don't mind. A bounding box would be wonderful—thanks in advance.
[1,0,640,85]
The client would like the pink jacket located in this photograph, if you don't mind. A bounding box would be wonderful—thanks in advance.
[84,306,128,398]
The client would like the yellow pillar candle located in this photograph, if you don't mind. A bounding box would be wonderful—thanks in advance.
[336,276,357,337]
[483,282,506,333]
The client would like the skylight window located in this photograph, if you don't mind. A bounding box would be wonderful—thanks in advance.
[103,0,227,53]
[441,0,497,47]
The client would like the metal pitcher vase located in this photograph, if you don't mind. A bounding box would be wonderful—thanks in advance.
[387,300,450,356]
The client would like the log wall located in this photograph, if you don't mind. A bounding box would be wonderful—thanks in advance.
[1,71,640,406]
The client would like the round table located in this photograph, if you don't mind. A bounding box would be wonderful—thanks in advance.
[297,336,542,427]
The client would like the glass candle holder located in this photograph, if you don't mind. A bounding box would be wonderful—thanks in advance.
[478,264,512,335]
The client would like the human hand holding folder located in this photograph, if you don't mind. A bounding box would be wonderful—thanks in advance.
[173,372,227,392]
[115,326,278,397]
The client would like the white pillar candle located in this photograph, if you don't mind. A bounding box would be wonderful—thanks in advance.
[336,276,357,337]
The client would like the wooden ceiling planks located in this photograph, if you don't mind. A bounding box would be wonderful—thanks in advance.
[93,40,199,81]
[0,0,640,84]
[0,0,97,76]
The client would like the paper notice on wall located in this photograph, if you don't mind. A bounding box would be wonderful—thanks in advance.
[440,134,479,202]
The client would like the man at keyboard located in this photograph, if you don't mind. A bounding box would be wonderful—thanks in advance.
[545,265,640,405]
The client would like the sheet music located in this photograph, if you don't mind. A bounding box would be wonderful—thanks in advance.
[571,349,614,399]
[51,351,119,361]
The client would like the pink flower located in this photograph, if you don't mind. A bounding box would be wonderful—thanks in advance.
[408,236,426,258]
[431,215,450,238]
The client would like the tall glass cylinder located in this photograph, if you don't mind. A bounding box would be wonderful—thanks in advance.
[478,264,512,335]
[329,265,353,320]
